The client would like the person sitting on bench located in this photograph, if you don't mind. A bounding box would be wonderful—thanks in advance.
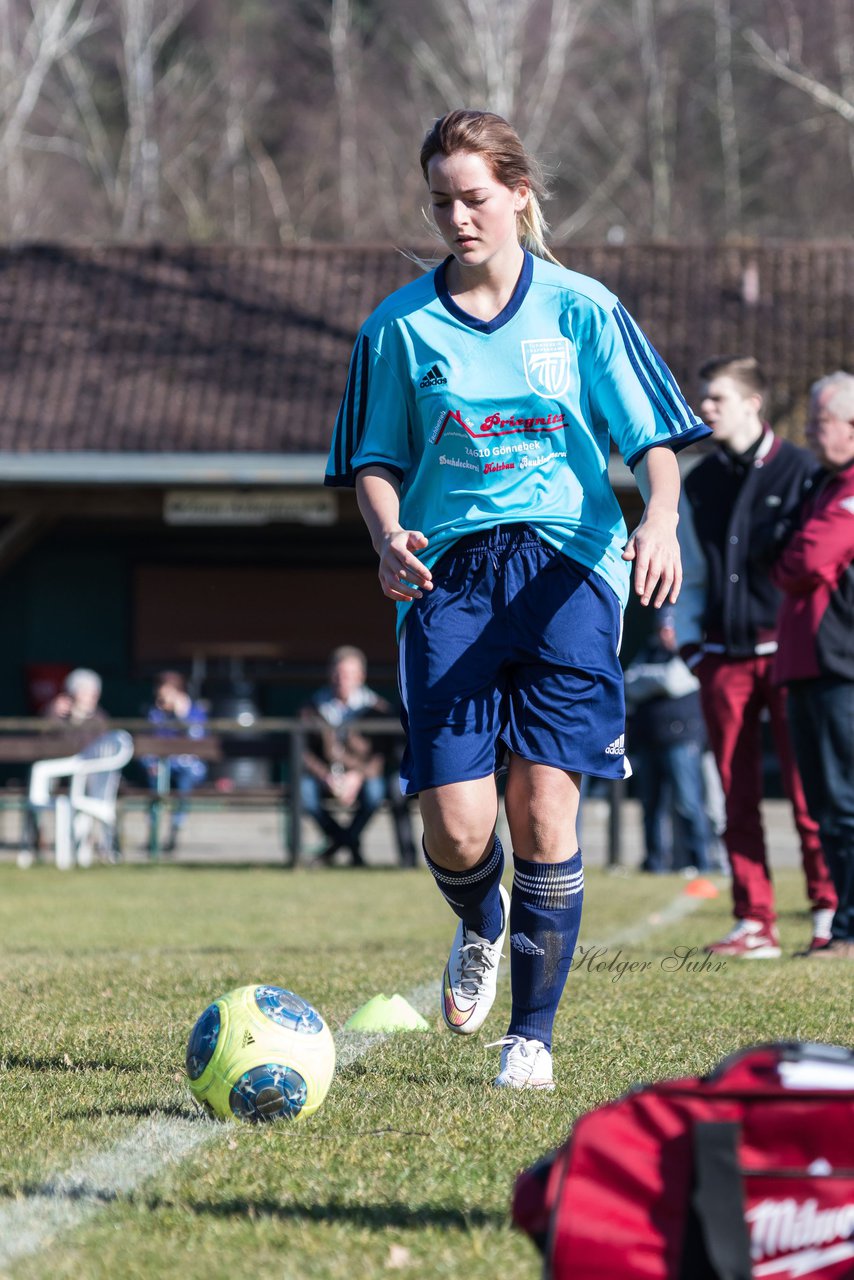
[300,647,389,867]
[140,670,208,854]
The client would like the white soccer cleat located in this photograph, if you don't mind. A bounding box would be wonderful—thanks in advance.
[491,1035,555,1090]
[441,883,509,1035]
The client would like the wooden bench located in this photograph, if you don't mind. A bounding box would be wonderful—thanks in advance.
[0,779,27,844]
[0,718,625,866]
[0,718,408,867]
[115,778,289,857]
[116,780,419,866]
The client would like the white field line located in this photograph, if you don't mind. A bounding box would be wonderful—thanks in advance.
[0,1116,214,1274]
[0,887,705,1271]
[587,884,708,947]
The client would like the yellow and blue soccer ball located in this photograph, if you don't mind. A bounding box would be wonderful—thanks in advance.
[186,984,335,1122]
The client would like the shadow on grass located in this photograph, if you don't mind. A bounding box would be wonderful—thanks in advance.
[148,1195,506,1231]
[1,1053,143,1074]
[70,1102,198,1121]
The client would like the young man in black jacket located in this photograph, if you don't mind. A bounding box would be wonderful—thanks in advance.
[674,356,837,957]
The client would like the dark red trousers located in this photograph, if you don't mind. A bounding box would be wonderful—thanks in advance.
[697,654,837,925]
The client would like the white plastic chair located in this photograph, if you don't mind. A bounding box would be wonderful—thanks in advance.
[30,731,134,869]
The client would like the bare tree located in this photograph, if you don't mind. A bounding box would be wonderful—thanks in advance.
[712,0,742,234]
[832,0,854,177]
[243,127,297,245]
[633,0,673,239]
[525,1,588,155]
[405,0,583,143]
[745,26,854,127]
[118,0,193,237]
[0,0,101,236]
[0,0,849,244]
[329,0,360,232]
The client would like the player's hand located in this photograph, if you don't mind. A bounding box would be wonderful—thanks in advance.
[623,510,682,608]
[378,530,433,602]
[331,770,363,807]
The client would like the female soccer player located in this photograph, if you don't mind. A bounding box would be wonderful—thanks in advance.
[325,109,710,1089]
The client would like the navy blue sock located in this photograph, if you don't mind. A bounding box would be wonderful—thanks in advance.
[423,835,505,943]
[507,851,584,1051]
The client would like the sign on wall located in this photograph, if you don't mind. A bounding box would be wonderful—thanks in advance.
[163,489,336,526]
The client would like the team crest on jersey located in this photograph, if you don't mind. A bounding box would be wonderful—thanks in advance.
[522,339,572,399]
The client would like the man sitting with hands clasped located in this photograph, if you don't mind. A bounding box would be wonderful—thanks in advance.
[300,646,390,867]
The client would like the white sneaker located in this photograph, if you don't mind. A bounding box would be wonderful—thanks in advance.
[812,908,835,942]
[705,918,781,958]
[490,1035,555,1090]
[441,883,509,1035]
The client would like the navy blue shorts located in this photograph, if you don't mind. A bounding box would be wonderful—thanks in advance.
[398,524,629,794]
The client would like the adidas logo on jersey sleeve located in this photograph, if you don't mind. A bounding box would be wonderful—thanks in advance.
[419,363,447,388]
[604,734,625,756]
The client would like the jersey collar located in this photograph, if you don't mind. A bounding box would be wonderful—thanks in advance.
[434,251,533,333]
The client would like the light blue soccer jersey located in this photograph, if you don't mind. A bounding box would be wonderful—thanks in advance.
[326,252,709,620]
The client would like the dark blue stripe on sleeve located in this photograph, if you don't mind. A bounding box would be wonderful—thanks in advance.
[659,353,697,423]
[355,334,370,453]
[614,304,695,434]
[611,306,676,433]
[332,359,351,479]
[341,340,361,476]
[333,399,346,479]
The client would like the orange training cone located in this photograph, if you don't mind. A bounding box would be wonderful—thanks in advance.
[683,877,719,899]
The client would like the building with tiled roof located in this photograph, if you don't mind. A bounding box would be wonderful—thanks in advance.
[0,242,850,716]
[1,242,851,462]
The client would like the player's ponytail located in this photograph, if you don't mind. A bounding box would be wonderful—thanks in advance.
[517,190,559,265]
[419,109,561,266]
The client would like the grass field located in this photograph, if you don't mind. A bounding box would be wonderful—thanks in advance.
[0,861,849,1280]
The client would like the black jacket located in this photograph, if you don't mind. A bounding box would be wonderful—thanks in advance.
[680,429,817,658]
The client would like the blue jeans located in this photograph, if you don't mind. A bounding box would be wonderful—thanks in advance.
[144,758,207,831]
[787,679,854,941]
[635,740,711,871]
[300,772,386,855]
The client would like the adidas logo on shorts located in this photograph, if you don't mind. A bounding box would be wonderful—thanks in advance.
[604,733,625,756]
[419,363,447,388]
[511,932,545,956]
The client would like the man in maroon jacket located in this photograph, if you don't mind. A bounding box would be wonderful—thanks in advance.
[773,372,854,959]
[675,356,837,957]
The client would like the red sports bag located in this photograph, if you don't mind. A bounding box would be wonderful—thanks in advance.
[512,1042,854,1280]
